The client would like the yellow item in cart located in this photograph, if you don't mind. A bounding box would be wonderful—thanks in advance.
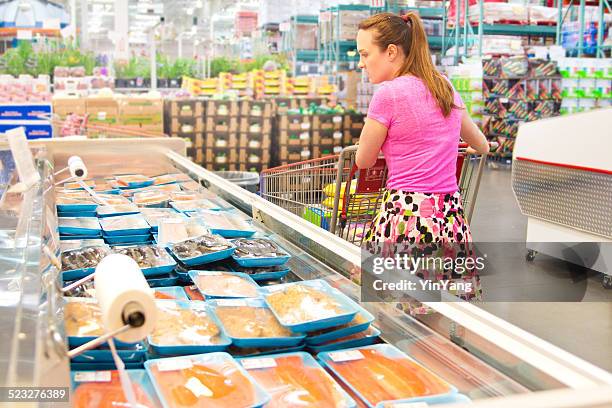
[321,197,377,215]
[323,180,357,197]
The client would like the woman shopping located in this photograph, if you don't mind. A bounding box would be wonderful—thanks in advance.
[356,12,489,310]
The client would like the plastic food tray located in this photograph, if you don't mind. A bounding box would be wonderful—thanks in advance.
[231,238,291,268]
[146,272,180,288]
[58,218,102,235]
[210,298,306,348]
[317,344,458,408]
[99,214,150,236]
[238,351,357,408]
[96,204,140,218]
[57,202,98,213]
[191,210,256,238]
[188,271,260,299]
[154,286,189,300]
[307,327,381,353]
[260,279,359,333]
[61,245,111,281]
[147,300,231,356]
[70,342,147,363]
[168,236,236,266]
[306,301,375,346]
[145,352,271,408]
[112,245,177,276]
[58,211,98,218]
[103,234,152,245]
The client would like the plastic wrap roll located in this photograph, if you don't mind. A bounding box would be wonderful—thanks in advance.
[94,254,157,343]
[68,156,87,179]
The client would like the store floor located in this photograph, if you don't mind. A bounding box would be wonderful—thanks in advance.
[470,164,612,372]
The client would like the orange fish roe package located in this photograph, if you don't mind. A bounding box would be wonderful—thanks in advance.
[239,352,356,408]
[71,370,160,408]
[145,352,270,408]
[317,344,458,408]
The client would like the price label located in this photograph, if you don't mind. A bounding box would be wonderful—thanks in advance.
[202,271,222,276]
[74,371,112,383]
[333,131,343,140]
[299,132,310,140]
[6,127,40,188]
[157,359,194,372]
[241,358,277,370]
[328,350,364,362]
[332,116,342,124]
[215,299,248,307]
[300,122,311,130]
[185,377,213,398]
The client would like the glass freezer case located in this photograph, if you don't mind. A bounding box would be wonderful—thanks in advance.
[0,137,610,408]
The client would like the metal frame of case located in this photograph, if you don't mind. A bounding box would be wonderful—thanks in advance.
[1,137,611,408]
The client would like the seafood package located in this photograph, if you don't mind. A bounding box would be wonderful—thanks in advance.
[211,298,305,348]
[179,181,205,191]
[154,286,189,300]
[140,208,186,231]
[229,261,290,282]
[184,285,206,301]
[114,174,154,189]
[62,279,95,298]
[63,179,96,190]
[318,344,457,407]
[306,307,375,346]
[170,191,207,202]
[96,203,140,218]
[170,199,223,213]
[61,239,106,253]
[189,271,259,299]
[112,244,176,276]
[148,301,230,355]
[96,194,131,206]
[308,326,381,353]
[193,210,255,238]
[232,238,291,267]
[261,280,358,333]
[157,219,210,245]
[58,217,101,236]
[152,174,179,185]
[100,214,150,235]
[239,352,356,408]
[61,245,111,280]
[71,370,160,408]
[145,352,270,408]
[64,299,104,338]
[168,234,235,266]
[56,195,98,212]
[132,190,171,207]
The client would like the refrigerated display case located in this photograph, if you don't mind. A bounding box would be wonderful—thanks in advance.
[1,137,611,408]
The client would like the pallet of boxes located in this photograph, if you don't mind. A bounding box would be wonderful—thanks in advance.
[238,100,272,172]
[274,110,312,166]
[205,100,239,171]
[164,98,206,163]
[343,112,365,146]
[311,111,345,158]
[118,94,164,135]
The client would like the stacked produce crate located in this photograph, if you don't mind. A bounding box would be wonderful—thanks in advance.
[342,112,364,146]
[238,100,273,172]
[205,100,240,171]
[558,58,612,115]
[275,111,312,166]
[164,99,206,163]
[118,95,164,134]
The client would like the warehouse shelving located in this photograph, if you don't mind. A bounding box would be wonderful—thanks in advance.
[556,0,612,57]
[282,15,319,75]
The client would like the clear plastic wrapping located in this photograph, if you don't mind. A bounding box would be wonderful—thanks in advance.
[215,303,293,339]
[112,245,174,269]
[265,283,346,325]
[61,245,110,272]
[170,235,233,259]
[233,238,287,259]
[150,301,224,346]
[64,299,104,337]
[192,272,259,298]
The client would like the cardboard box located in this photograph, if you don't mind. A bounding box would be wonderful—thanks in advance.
[205,132,238,149]
[205,148,237,164]
[279,145,309,161]
[206,100,239,117]
[171,117,204,134]
[240,117,272,134]
[240,100,272,117]
[52,98,87,119]
[206,116,238,133]
[239,133,271,149]
[312,114,343,131]
[344,113,365,130]
[86,97,120,125]
[238,149,271,166]
[278,114,311,132]
[278,129,310,146]
[167,99,205,118]
[119,96,163,126]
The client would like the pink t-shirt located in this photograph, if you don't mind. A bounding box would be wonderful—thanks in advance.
[367,75,463,193]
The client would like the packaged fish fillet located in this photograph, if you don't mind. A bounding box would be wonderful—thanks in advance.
[189,271,259,299]
[132,190,170,207]
[71,370,160,408]
[239,352,356,408]
[145,352,270,408]
[58,217,101,236]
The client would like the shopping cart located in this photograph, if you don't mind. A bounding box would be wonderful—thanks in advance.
[260,144,492,246]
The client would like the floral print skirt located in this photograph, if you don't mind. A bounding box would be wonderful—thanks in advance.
[364,189,481,314]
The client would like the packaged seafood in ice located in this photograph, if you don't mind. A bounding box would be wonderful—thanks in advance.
[232,238,291,267]
[240,352,355,408]
[318,344,457,407]
[96,194,131,206]
[153,174,179,185]
[99,214,150,235]
[189,271,258,298]
[145,352,270,408]
[133,190,170,206]
[61,245,110,279]
[170,191,206,202]
[114,174,154,189]
[170,199,221,213]
[63,179,96,190]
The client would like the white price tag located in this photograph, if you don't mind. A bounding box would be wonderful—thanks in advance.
[157,359,194,372]
[332,116,342,124]
[299,132,310,140]
[333,131,343,140]
[300,122,310,130]
[328,350,364,362]
[74,371,112,382]
[241,358,277,370]
[388,403,429,408]
[6,127,40,188]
